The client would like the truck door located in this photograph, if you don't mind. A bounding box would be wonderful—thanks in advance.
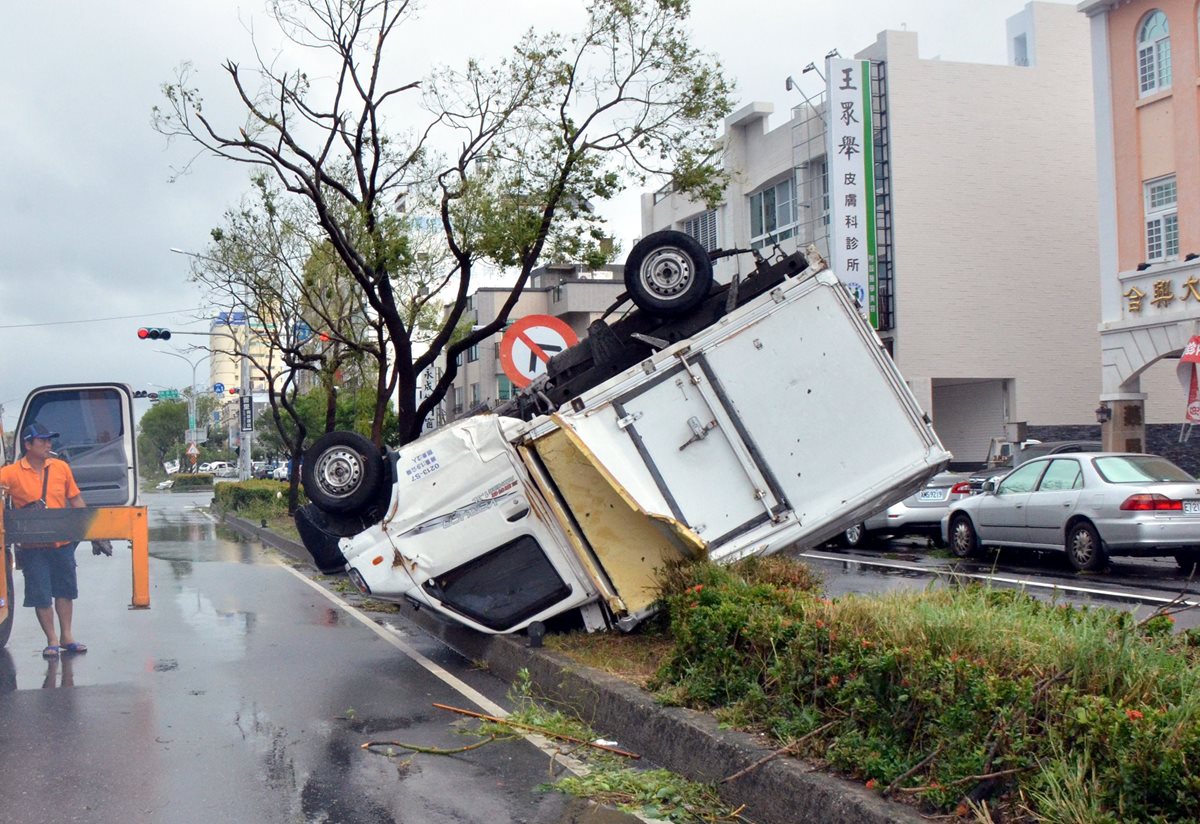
[614,356,782,545]
[14,383,138,506]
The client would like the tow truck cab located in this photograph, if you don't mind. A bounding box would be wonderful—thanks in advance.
[0,383,147,649]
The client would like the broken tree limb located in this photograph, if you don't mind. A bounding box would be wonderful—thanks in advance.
[361,735,497,756]
[720,721,836,784]
[431,703,641,759]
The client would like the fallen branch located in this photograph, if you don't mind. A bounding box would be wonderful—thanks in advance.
[431,703,641,759]
[896,766,1031,795]
[720,721,836,784]
[361,735,496,756]
[883,743,943,797]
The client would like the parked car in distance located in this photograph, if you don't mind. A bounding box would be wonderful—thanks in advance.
[271,461,291,481]
[943,452,1200,572]
[967,440,1101,492]
[841,471,974,547]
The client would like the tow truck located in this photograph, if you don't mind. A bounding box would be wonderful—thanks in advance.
[0,383,149,648]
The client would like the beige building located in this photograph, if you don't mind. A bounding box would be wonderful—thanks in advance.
[445,264,625,419]
[1080,0,1200,463]
[643,2,1101,466]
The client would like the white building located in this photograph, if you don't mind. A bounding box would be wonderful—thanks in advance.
[445,264,625,419]
[642,1,1101,466]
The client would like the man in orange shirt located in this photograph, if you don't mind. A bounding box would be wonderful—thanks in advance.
[1,422,90,658]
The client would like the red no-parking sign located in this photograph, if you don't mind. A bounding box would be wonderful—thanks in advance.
[499,315,579,389]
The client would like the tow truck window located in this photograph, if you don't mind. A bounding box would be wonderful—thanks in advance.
[423,536,571,631]
[21,388,131,505]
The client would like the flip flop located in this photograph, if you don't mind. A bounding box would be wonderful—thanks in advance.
[61,643,87,655]
[42,646,61,659]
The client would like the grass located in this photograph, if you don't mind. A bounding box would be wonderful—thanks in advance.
[487,671,747,823]
[551,556,1200,823]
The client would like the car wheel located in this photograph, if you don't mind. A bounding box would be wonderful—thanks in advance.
[623,230,714,317]
[301,432,386,516]
[841,523,868,548]
[1175,550,1200,575]
[0,559,13,649]
[949,515,979,558]
[1065,521,1107,572]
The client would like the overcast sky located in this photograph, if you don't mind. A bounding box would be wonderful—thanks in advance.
[0,0,1062,431]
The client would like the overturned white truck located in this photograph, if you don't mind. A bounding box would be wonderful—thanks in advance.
[294,233,950,634]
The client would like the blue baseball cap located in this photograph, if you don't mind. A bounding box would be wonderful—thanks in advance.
[22,422,59,441]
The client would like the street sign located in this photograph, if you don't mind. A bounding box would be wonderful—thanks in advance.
[185,427,207,444]
[158,389,181,400]
[185,443,200,457]
[498,315,579,389]
[213,382,225,394]
[294,320,313,343]
[239,395,254,432]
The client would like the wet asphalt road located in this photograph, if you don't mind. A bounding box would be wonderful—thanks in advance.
[0,491,641,824]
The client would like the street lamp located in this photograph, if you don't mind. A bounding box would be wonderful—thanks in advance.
[156,350,211,439]
[171,246,254,481]
[1095,403,1112,424]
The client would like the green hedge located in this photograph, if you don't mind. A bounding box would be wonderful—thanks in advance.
[213,479,300,520]
[651,560,1200,821]
[169,473,214,489]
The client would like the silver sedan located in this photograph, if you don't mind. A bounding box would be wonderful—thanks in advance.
[942,452,1200,571]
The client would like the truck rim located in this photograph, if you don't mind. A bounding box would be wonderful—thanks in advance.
[314,446,364,500]
[639,246,694,302]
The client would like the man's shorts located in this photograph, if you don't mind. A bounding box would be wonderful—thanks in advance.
[17,543,79,608]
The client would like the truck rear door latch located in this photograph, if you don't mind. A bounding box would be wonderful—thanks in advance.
[679,416,717,451]
[616,411,643,430]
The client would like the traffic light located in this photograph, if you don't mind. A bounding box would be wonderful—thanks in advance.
[132,390,158,400]
[137,327,172,341]
[228,388,239,395]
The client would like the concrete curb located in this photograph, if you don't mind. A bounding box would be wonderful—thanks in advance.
[221,512,924,824]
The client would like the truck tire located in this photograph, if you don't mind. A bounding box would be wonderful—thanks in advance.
[624,230,713,317]
[0,561,13,649]
[302,432,386,516]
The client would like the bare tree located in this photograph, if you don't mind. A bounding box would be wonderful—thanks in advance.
[155,0,732,444]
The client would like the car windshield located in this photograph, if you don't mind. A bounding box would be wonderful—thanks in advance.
[1093,456,1195,484]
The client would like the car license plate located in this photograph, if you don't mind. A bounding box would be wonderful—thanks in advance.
[1185,500,1200,514]
[919,489,948,502]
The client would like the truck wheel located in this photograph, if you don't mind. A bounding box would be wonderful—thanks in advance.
[0,560,13,649]
[623,230,713,317]
[302,432,385,516]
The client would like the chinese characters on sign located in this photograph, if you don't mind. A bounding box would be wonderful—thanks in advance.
[827,59,877,328]
[1123,276,1200,314]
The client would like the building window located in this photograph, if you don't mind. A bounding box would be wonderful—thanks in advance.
[452,387,463,414]
[1144,175,1178,262]
[1137,10,1171,96]
[748,177,797,250]
[682,209,718,252]
[497,375,515,401]
[470,382,481,407]
[467,343,479,363]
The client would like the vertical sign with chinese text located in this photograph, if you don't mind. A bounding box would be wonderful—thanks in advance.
[827,59,878,328]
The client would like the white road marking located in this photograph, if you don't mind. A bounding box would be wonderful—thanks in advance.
[796,550,1200,608]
